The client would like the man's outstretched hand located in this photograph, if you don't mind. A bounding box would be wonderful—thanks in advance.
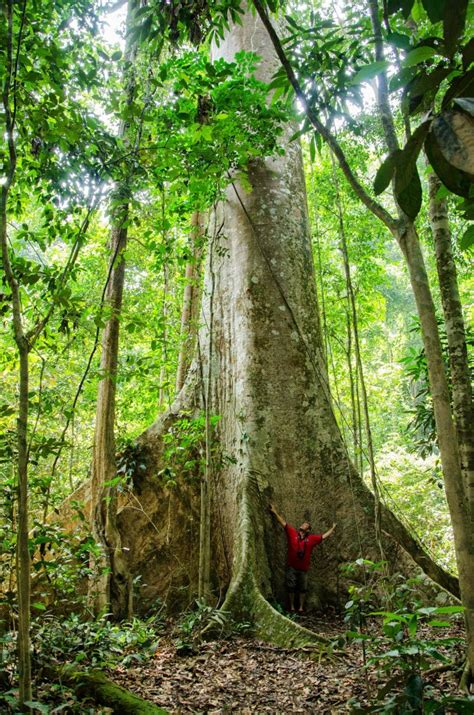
[322,523,337,540]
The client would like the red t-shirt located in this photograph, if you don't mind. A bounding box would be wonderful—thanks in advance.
[285,524,322,572]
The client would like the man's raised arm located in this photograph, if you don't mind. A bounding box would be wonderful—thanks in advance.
[322,523,336,540]
[269,502,287,529]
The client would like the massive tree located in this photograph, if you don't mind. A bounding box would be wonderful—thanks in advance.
[108,8,459,648]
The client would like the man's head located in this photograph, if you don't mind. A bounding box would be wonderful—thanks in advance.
[298,521,311,535]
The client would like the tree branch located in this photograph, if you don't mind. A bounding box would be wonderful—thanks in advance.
[251,0,398,234]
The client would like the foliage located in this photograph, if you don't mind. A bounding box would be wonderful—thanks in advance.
[175,598,251,654]
[341,560,469,713]
[0,613,164,713]
[160,413,221,487]
[34,612,163,669]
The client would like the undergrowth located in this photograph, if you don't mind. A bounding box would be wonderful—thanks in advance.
[340,559,473,713]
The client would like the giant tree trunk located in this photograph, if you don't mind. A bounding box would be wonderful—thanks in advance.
[126,9,459,648]
[198,10,456,627]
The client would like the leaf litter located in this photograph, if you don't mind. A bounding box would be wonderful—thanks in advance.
[109,613,468,713]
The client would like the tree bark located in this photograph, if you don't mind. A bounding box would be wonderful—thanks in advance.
[428,173,474,506]
[88,0,138,619]
[176,212,203,394]
[89,218,133,618]
[397,221,474,675]
[1,0,31,701]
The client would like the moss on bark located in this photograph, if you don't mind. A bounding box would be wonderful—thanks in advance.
[52,666,168,714]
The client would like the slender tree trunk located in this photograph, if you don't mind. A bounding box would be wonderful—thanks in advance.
[428,173,474,507]
[368,0,474,675]
[1,0,31,701]
[176,212,203,394]
[88,0,138,618]
[89,217,133,618]
[198,220,215,599]
[398,222,474,674]
[331,154,384,560]
[159,261,170,407]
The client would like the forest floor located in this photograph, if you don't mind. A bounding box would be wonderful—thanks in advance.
[109,613,468,714]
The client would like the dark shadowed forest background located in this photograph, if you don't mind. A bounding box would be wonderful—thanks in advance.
[1,0,473,712]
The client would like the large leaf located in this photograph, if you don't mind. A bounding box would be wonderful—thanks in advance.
[396,165,423,218]
[432,111,474,174]
[389,66,417,92]
[395,121,431,193]
[386,32,411,50]
[443,0,468,59]
[394,122,430,218]
[349,60,390,85]
[460,224,474,251]
[425,130,472,197]
[402,45,437,67]
[442,69,474,108]
[405,66,451,115]
[373,151,399,194]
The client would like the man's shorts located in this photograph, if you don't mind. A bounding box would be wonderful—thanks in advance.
[286,566,308,593]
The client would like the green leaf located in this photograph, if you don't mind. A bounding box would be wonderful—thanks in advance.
[411,0,424,22]
[111,51,122,61]
[350,61,390,85]
[396,166,423,219]
[460,225,474,250]
[309,134,316,163]
[395,120,431,191]
[406,66,451,112]
[386,32,411,50]
[402,46,438,67]
[426,130,472,197]
[433,605,465,614]
[443,0,468,59]
[32,602,46,610]
[374,151,399,194]
[389,67,417,92]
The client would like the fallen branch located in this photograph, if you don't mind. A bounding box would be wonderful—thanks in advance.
[46,665,168,714]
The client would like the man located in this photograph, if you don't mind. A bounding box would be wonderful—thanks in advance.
[269,502,336,613]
